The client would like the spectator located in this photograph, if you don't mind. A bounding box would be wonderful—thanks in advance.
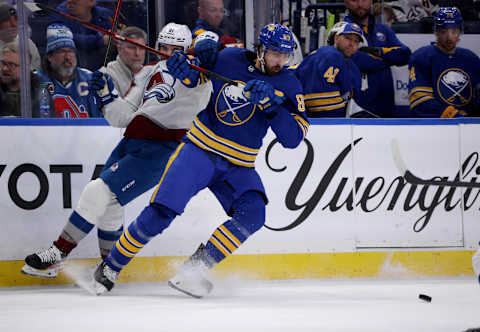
[408,7,480,117]
[38,23,112,118]
[387,0,438,23]
[193,0,243,48]
[100,26,150,97]
[296,21,364,117]
[0,41,40,117]
[344,0,411,117]
[0,2,41,70]
[51,0,114,71]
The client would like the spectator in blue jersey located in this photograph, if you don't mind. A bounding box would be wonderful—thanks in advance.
[344,0,411,117]
[92,23,309,298]
[50,0,114,71]
[193,0,242,49]
[38,23,116,118]
[295,21,363,117]
[408,7,480,118]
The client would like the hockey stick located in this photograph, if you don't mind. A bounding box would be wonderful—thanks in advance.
[26,2,242,87]
[103,0,123,67]
[391,138,480,189]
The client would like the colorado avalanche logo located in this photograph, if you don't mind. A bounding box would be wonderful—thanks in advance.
[437,68,472,106]
[144,83,175,103]
[215,82,256,126]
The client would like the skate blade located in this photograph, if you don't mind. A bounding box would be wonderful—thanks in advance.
[167,280,205,299]
[62,262,104,295]
[21,264,59,279]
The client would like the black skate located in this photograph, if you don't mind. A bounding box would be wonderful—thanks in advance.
[21,244,66,278]
[93,260,119,295]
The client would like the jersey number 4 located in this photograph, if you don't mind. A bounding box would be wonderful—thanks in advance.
[324,66,340,83]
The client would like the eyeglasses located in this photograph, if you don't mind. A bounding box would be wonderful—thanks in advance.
[0,60,19,70]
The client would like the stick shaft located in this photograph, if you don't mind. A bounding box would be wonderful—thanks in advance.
[103,0,123,67]
[38,3,239,85]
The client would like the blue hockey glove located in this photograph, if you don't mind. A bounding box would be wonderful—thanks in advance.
[166,50,200,88]
[194,31,220,69]
[89,71,118,108]
[243,79,285,114]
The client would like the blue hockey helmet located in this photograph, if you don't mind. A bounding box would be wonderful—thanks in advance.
[434,7,463,31]
[258,24,295,54]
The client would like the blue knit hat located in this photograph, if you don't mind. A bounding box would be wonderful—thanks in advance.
[46,24,76,53]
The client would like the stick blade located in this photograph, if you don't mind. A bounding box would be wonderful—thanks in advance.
[391,138,407,176]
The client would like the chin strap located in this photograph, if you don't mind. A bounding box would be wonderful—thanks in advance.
[256,47,266,74]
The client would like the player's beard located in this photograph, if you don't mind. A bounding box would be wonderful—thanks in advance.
[264,63,282,76]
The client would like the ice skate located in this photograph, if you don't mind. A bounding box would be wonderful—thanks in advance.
[168,243,214,298]
[21,244,66,278]
[93,260,119,295]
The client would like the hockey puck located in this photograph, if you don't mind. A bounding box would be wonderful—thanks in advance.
[418,294,432,302]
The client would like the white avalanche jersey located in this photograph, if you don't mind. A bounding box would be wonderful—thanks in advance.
[136,60,212,129]
[104,59,212,142]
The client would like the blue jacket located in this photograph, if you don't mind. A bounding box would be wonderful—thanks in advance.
[345,14,411,117]
[51,2,113,71]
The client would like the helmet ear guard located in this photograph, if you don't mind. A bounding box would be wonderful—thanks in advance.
[156,23,192,52]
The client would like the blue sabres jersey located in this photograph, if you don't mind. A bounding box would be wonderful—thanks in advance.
[295,46,361,117]
[408,43,480,117]
[186,47,309,168]
[37,68,102,118]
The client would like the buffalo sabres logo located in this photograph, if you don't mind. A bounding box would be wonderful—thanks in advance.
[438,68,472,106]
[215,81,255,126]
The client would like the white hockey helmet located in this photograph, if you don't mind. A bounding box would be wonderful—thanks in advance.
[155,23,192,52]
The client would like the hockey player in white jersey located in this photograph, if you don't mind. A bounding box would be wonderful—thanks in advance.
[21,23,214,279]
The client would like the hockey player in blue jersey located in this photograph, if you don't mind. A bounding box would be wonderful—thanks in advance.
[36,24,107,118]
[93,23,309,297]
[295,21,363,117]
[408,7,480,118]
[21,23,212,279]
[344,0,411,117]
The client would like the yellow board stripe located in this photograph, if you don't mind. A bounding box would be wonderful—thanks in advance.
[219,225,242,247]
[1,250,475,286]
[209,237,229,257]
[213,230,236,252]
[151,142,185,203]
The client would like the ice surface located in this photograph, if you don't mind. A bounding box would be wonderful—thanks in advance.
[0,277,479,332]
